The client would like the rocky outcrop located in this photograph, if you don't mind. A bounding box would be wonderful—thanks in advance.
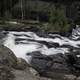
[28,50,80,80]
[1,45,80,80]
[0,45,17,68]
[14,58,29,70]
[0,45,17,80]
[0,45,53,80]
[0,45,37,80]
[29,51,71,79]
[0,65,14,80]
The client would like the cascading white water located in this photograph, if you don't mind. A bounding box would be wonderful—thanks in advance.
[71,25,80,40]
[3,25,80,64]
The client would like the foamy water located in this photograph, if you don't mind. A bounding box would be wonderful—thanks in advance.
[3,25,80,63]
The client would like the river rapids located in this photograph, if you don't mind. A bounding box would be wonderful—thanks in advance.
[2,25,80,64]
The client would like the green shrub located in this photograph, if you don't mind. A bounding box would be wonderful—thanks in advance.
[48,6,70,32]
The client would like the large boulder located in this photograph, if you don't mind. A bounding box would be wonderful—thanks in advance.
[0,45,18,80]
[14,58,30,70]
[29,51,72,79]
[0,45,17,68]
[0,45,43,80]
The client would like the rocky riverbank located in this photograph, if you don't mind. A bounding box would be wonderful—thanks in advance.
[0,45,38,80]
[0,44,80,80]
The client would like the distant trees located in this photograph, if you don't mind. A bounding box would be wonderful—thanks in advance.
[0,0,77,33]
[0,0,18,20]
[20,0,24,20]
[47,6,70,32]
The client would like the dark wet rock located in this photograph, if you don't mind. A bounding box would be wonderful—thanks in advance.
[29,51,72,79]
[64,52,77,66]
[48,32,71,37]
[29,50,80,79]
[26,39,59,48]
[25,26,42,32]
[27,51,43,57]
[29,51,53,72]
[64,50,80,76]
[40,54,71,79]
[49,53,65,64]
[50,63,69,72]
[0,31,8,39]
[60,45,75,49]
[34,41,59,48]
[36,32,48,38]
[64,52,78,74]
[60,32,71,37]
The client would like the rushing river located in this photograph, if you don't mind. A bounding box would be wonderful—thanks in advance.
[2,25,80,64]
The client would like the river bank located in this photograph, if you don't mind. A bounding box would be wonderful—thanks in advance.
[0,26,80,80]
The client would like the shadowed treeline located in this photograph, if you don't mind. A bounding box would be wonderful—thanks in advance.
[0,0,18,18]
[0,0,80,33]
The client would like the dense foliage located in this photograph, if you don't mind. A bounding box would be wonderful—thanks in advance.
[0,0,79,33]
[49,6,70,32]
